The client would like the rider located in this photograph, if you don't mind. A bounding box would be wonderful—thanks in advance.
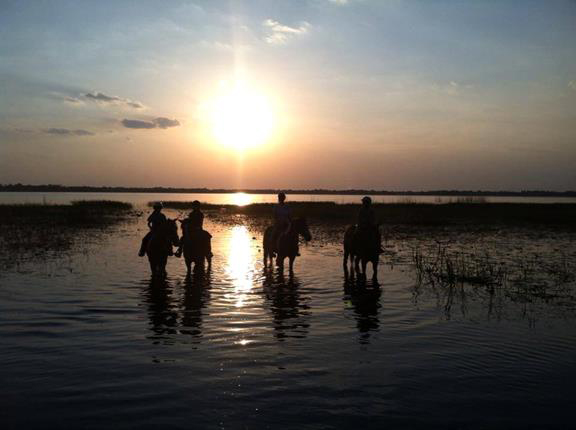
[138,202,167,256]
[175,200,204,257]
[272,192,292,251]
[357,196,383,253]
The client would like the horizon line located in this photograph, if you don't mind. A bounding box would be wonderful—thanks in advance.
[1,184,575,196]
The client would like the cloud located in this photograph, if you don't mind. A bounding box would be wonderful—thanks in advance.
[83,92,145,109]
[121,119,156,129]
[121,117,180,130]
[154,117,180,129]
[62,96,85,106]
[430,81,472,96]
[328,0,349,4]
[44,128,94,136]
[569,81,576,91]
[263,19,311,45]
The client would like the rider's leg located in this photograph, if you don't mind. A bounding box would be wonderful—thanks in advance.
[139,232,151,256]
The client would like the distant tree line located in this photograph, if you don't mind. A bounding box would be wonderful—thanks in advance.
[0,183,575,197]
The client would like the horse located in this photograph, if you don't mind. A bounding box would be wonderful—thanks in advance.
[146,218,179,277]
[343,225,379,282]
[181,226,212,275]
[263,218,311,273]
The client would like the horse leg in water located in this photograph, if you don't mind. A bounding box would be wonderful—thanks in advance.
[148,255,156,276]
[361,258,368,280]
[185,256,192,276]
[371,258,379,282]
[354,255,361,277]
[289,256,295,274]
[276,255,284,272]
[194,256,205,273]
[160,254,168,277]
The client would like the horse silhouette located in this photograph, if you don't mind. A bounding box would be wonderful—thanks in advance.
[343,225,379,282]
[145,218,179,277]
[263,218,311,273]
[180,226,212,275]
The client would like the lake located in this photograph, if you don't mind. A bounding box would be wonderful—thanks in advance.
[2,191,576,206]
[1,202,575,429]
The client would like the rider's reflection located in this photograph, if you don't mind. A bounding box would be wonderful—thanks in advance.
[180,270,212,340]
[143,277,179,343]
[343,276,382,344]
[262,270,310,341]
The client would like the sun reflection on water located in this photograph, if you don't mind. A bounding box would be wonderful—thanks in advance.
[231,192,252,206]
[226,225,257,308]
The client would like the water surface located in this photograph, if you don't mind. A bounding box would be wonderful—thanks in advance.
[1,212,575,429]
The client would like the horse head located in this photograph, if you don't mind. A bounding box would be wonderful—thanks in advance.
[163,218,180,246]
[293,218,312,242]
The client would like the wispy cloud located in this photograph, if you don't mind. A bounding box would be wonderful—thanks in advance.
[430,81,472,96]
[569,81,576,91]
[121,117,180,130]
[44,128,94,136]
[62,96,85,106]
[263,19,311,45]
[328,0,349,4]
[83,92,145,109]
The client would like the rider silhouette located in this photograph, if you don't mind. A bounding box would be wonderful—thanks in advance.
[273,192,292,245]
[357,196,383,253]
[175,200,204,258]
[139,202,167,256]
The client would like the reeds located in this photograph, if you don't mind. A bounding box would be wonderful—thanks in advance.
[0,201,134,267]
[412,242,507,286]
[412,241,575,290]
[157,201,576,227]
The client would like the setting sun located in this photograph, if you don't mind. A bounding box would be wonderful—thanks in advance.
[209,81,275,150]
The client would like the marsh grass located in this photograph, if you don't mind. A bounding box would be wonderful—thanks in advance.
[0,201,134,268]
[157,201,576,227]
[412,240,576,305]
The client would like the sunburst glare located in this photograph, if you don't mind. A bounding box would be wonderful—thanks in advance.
[231,192,253,206]
[208,80,275,151]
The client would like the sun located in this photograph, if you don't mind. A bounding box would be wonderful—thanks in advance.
[209,81,275,150]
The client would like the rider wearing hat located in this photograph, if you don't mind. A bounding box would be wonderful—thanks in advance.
[138,202,167,257]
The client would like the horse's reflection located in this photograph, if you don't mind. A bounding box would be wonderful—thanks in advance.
[142,270,212,344]
[143,277,179,342]
[343,275,382,344]
[262,269,310,341]
[180,270,212,339]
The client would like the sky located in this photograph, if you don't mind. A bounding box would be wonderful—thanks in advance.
[1,0,575,190]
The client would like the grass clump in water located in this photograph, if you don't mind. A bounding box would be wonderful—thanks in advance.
[0,201,134,267]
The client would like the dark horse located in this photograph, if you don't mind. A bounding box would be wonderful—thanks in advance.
[343,225,379,282]
[181,226,212,275]
[263,218,312,273]
[146,219,179,277]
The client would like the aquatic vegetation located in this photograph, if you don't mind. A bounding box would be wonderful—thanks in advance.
[412,242,507,286]
[0,201,134,268]
[157,201,576,227]
[410,239,576,320]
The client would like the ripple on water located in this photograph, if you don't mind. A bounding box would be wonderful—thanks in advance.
[1,217,575,428]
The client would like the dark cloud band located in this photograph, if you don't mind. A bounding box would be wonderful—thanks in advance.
[122,117,180,130]
[83,92,144,109]
[44,128,94,136]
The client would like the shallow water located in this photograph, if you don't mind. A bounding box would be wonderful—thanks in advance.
[2,191,576,205]
[1,213,575,429]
